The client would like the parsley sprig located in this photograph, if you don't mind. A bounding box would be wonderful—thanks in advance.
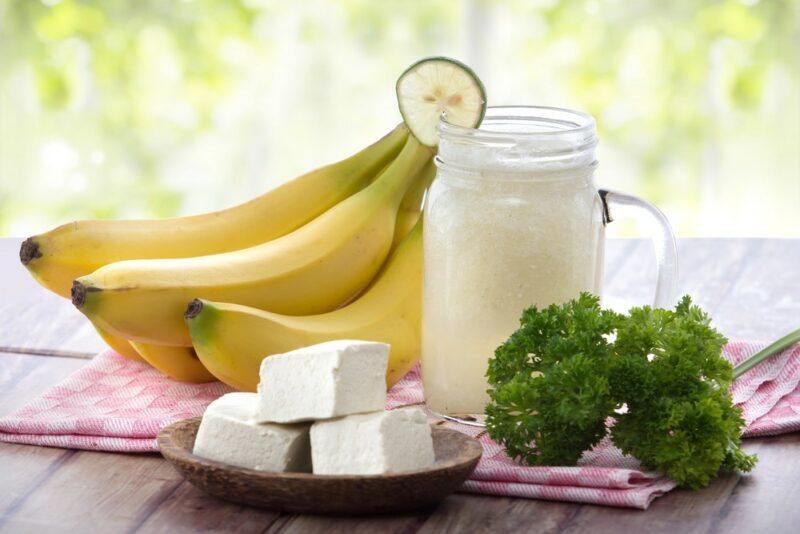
[485,293,757,489]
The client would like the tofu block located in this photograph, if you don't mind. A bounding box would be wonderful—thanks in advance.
[310,408,435,475]
[193,392,310,472]
[255,340,389,423]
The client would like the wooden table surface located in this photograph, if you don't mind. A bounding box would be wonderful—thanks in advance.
[1,236,799,533]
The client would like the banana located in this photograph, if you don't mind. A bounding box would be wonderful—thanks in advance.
[97,320,214,381]
[20,125,408,298]
[185,220,422,391]
[114,171,431,375]
[129,342,216,382]
[393,158,435,248]
[72,137,432,346]
[94,325,145,362]
[332,158,433,310]
[93,321,209,382]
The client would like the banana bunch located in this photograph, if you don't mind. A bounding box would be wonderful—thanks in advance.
[186,219,422,391]
[21,125,434,386]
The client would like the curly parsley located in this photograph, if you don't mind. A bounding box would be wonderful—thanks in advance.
[485,293,756,489]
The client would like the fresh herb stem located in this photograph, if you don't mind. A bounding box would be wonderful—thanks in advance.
[732,327,800,379]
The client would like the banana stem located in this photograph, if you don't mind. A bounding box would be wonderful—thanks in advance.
[371,137,432,208]
[732,326,800,379]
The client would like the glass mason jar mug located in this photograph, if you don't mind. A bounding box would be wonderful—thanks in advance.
[422,106,678,419]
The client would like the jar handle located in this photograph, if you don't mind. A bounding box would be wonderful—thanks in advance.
[599,189,679,309]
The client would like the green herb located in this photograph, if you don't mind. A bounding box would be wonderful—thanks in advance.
[485,293,757,489]
[733,326,800,378]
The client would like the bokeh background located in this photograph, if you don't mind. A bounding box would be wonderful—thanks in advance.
[1,0,798,237]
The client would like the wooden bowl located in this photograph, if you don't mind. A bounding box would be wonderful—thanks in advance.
[157,417,482,515]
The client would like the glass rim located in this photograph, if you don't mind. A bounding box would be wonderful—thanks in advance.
[438,105,597,142]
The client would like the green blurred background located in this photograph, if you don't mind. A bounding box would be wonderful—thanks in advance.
[1,0,798,237]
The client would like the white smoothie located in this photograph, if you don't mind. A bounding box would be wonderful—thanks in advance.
[422,109,603,416]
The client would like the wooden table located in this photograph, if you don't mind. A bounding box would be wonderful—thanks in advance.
[1,237,799,533]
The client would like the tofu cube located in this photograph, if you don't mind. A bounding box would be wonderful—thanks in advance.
[193,392,310,472]
[310,408,435,475]
[255,340,389,423]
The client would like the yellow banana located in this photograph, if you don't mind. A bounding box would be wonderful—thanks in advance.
[333,158,433,309]
[393,158,435,248]
[129,342,216,383]
[97,321,214,381]
[72,137,432,346]
[185,220,422,391]
[20,125,408,298]
[94,325,145,362]
[94,322,210,382]
[119,183,429,375]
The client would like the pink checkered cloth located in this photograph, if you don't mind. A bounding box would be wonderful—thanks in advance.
[1,340,799,509]
[0,355,232,452]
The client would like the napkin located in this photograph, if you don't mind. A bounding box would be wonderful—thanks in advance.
[0,354,232,451]
[1,340,799,509]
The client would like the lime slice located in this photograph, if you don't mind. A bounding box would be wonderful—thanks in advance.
[396,57,486,147]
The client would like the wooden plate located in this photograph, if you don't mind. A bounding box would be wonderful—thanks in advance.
[157,417,482,515]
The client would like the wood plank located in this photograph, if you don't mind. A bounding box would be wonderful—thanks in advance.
[603,239,652,310]
[710,434,800,533]
[0,352,87,416]
[558,475,742,533]
[135,482,282,534]
[602,238,764,321]
[268,511,428,534]
[603,238,642,282]
[671,239,764,325]
[555,435,800,534]
[0,238,103,357]
[0,353,182,534]
[0,445,75,520]
[416,494,575,533]
[0,451,183,533]
[0,352,85,518]
[713,239,800,340]
[599,238,800,341]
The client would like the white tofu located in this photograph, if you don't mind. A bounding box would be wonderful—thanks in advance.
[310,408,435,475]
[193,392,310,472]
[255,340,389,423]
